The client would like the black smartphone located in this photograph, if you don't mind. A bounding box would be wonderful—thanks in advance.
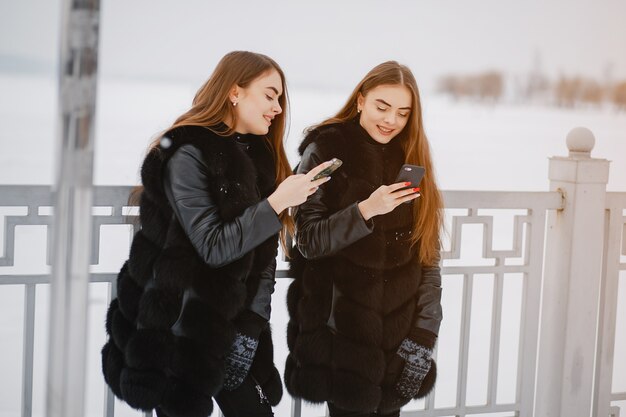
[312,158,343,181]
[394,164,425,191]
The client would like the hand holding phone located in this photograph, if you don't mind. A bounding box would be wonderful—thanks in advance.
[358,179,422,221]
[311,158,343,181]
[268,159,336,215]
[394,164,425,192]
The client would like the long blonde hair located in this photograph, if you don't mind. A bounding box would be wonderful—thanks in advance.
[313,61,443,266]
[134,51,294,251]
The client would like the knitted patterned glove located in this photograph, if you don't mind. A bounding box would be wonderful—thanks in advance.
[223,332,259,391]
[395,337,433,398]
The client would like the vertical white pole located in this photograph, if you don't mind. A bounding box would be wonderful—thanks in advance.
[46,1,100,416]
[535,127,610,416]
[594,193,623,417]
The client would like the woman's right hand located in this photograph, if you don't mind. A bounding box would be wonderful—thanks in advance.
[267,160,335,215]
[358,182,420,221]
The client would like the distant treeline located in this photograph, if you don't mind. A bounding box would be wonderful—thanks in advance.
[438,72,505,102]
[438,71,626,110]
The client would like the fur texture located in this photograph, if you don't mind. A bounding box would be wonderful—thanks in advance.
[101,341,124,398]
[286,120,439,413]
[101,126,282,414]
[116,262,142,321]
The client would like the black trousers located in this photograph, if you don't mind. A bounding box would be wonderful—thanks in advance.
[215,375,274,417]
[328,402,400,417]
[155,375,273,417]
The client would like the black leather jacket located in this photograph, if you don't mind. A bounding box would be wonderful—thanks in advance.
[294,140,443,337]
[294,141,375,258]
[163,141,281,331]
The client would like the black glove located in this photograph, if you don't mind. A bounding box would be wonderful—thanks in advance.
[223,310,266,391]
[395,328,436,399]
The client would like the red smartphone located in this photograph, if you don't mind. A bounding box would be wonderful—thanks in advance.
[394,164,425,191]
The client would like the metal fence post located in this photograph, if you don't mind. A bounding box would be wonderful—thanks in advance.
[46,1,100,416]
[535,127,610,416]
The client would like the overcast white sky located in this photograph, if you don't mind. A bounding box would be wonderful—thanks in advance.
[1,0,625,92]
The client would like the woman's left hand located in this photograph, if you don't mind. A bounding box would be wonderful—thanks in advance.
[395,338,433,398]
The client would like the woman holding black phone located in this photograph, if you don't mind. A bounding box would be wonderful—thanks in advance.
[285,61,444,417]
[100,51,333,417]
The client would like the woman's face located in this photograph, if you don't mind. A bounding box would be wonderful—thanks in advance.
[357,84,412,144]
[231,69,283,135]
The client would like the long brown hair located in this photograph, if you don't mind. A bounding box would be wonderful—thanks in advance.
[133,51,294,251]
[312,61,443,266]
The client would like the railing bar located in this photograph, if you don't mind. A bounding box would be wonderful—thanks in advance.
[443,190,563,210]
[275,269,293,279]
[291,397,302,417]
[611,392,626,401]
[610,405,621,417]
[457,273,473,409]
[510,215,522,257]
[606,192,626,205]
[594,204,622,416]
[21,284,36,417]
[516,222,532,408]
[0,187,566,207]
[0,271,301,285]
[0,215,18,266]
[91,222,101,265]
[441,265,533,274]
[518,211,544,412]
[90,217,136,224]
[46,222,53,266]
[515,271,528,406]
[103,389,114,417]
[518,215,530,259]
[488,271,504,406]
[103,279,117,417]
[447,215,462,260]
[481,216,493,259]
[400,401,520,416]
[0,214,55,267]
[426,253,445,413]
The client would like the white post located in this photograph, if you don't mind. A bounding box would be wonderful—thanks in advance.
[46,1,100,417]
[535,127,610,417]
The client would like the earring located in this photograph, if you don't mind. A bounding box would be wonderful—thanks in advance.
[232,101,237,107]
[357,109,361,114]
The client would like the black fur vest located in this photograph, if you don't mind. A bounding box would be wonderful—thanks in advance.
[298,118,415,269]
[101,125,282,417]
[285,120,433,412]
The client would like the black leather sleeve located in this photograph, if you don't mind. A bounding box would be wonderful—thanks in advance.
[413,251,443,336]
[163,144,282,268]
[248,257,277,321]
[294,143,374,260]
[233,309,268,339]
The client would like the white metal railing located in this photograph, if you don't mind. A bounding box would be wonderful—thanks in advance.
[595,192,626,417]
[0,185,562,417]
[409,190,563,417]
[0,172,623,416]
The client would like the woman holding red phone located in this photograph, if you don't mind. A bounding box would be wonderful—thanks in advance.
[285,61,444,416]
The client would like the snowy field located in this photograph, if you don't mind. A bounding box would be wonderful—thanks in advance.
[0,74,625,417]
[2,74,625,190]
